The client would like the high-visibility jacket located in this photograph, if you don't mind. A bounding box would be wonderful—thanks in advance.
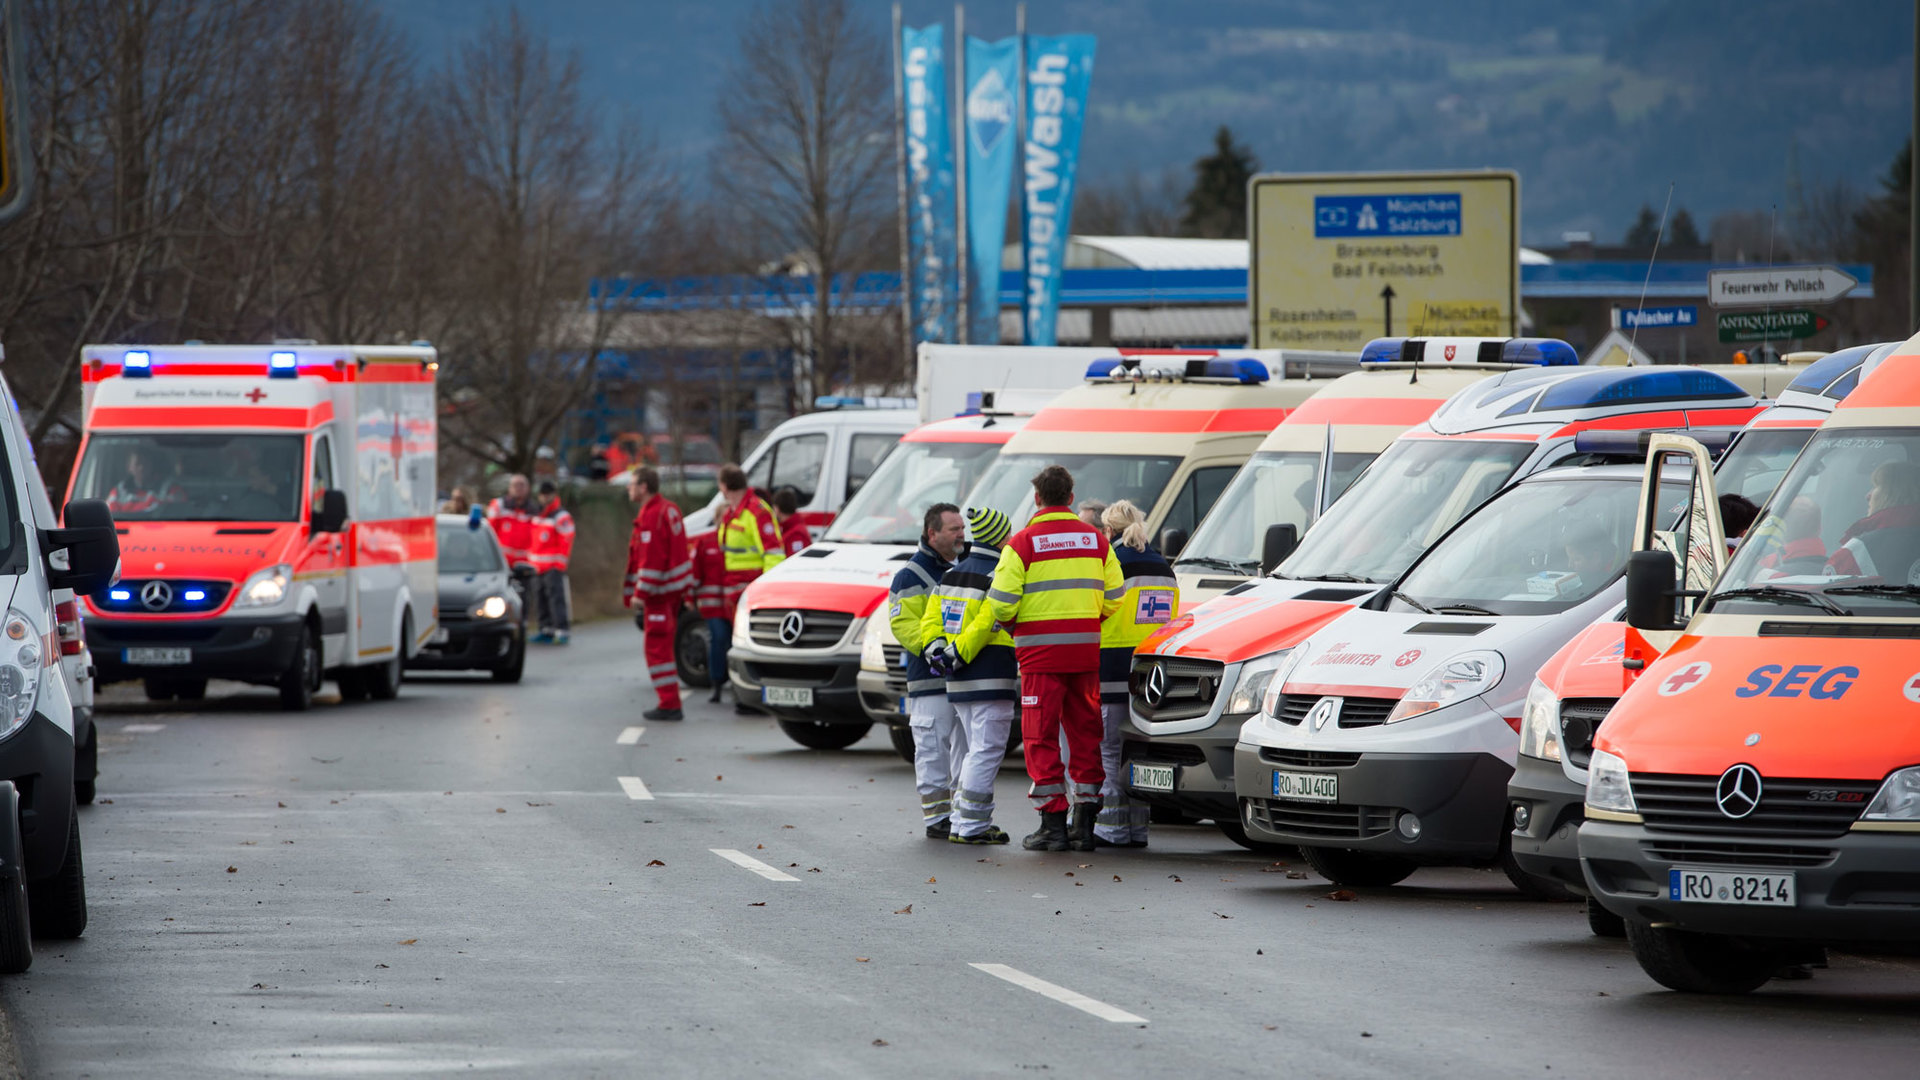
[718,496,783,577]
[625,494,692,606]
[887,541,952,698]
[1098,542,1179,703]
[690,532,733,619]
[922,541,1018,702]
[527,497,575,573]
[779,517,812,558]
[986,508,1124,673]
[485,495,539,570]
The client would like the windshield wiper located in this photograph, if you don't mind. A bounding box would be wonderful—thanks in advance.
[1433,603,1499,616]
[1176,555,1258,573]
[1710,586,1852,617]
[1313,572,1377,584]
[1825,584,1920,605]
[1391,589,1434,614]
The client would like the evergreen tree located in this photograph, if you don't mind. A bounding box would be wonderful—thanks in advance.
[1180,126,1258,238]
[1624,204,1661,248]
[1669,208,1701,248]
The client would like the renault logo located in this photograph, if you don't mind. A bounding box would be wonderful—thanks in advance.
[777,610,806,646]
[1141,663,1168,709]
[1307,697,1341,731]
[1715,764,1763,819]
[140,580,173,611]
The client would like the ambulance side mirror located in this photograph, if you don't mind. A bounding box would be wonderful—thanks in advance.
[1159,528,1187,559]
[312,489,349,534]
[44,500,121,594]
[1260,523,1299,575]
[1624,550,1681,632]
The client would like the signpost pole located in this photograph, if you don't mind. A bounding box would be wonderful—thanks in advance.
[1911,0,1919,331]
[892,4,913,357]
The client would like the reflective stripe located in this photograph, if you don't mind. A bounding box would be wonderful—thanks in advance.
[906,678,946,692]
[938,585,987,602]
[1013,631,1102,647]
[1096,807,1128,825]
[903,561,938,590]
[947,677,1018,693]
[1027,578,1105,593]
[1028,783,1066,797]
[1125,574,1179,590]
[1069,782,1102,798]
[892,584,929,599]
[986,588,1021,604]
[648,662,676,675]
[953,805,993,820]
[958,787,996,804]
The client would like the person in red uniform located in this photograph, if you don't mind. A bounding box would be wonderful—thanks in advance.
[485,474,538,572]
[625,467,692,720]
[689,528,730,703]
[526,480,576,644]
[772,486,811,557]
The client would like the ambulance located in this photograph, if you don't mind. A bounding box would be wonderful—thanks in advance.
[1508,343,1890,932]
[66,344,439,711]
[1127,354,1761,849]
[1580,334,1920,994]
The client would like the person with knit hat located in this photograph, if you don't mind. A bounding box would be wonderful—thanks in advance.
[1094,499,1178,847]
[922,505,1020,844]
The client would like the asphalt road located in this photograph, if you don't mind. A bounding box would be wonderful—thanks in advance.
[4,622,1918,1078]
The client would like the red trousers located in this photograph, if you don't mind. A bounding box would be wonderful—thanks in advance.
[1020,670,1103,814]
[641,597,681,710]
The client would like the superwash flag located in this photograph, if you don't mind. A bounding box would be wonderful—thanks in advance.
[964,35,1019,346]
[902,23,959,345]
[1021,33,1095,346]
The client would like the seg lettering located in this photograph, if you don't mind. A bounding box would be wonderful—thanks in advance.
[1735,663,1858,700]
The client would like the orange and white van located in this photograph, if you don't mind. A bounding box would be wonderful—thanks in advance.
[1580,332,1920,993]
[66,344,438,710]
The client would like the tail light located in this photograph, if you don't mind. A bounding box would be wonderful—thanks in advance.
[54,599,82,657]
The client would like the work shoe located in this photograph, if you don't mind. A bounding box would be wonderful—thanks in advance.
[708,683,724,704]
[1022,811,1069,852]
[925,819,952,841]
[553,631,570,645]
[1067,804,1098,852]
[641,706,683,722]
[530,631,555,645]
[950,825,1010,845]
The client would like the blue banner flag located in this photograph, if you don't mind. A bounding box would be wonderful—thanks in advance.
[1020,33,1095,346]
[902,24,958,345]
[963,35,1019,346]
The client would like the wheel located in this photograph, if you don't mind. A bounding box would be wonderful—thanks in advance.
[334,668,370,702]
[277,623,320,712]
[490,635,525,683]
[1500,834,1578,900]
[142,677,175,702]
[1624,920,1784,994]
[888,723,916,763]
[74,722,97,806]
[675,614,711,689]
[1216,818,1297,855]
[1298,845,1418,888]
[776,718,872,750]
[27,809,84,940]
[362,617,408,701]
[173,678,207,702]
[0,792,30,973]
[1587,897,1627,939]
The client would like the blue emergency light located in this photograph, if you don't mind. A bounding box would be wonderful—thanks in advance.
[1083,357,1268,383]
[122,350,152,378]
[182,589,207,602]
[1360,337,1578,366]
[268,351,298,378]
[1535,368,1745,411]
[1084,359,1123,379]
[1785,345,1873,399]
[1500,339,1579,366]
[1569,429,1736,456]
[108,588,131,602]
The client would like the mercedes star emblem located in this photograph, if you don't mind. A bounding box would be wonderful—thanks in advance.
[777,610,806,646]
[1715,764,1763,819]
[1307,697,1340,731]
[1141,663,1168,709]
[140,580,173,611]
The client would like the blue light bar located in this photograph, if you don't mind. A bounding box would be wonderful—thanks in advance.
[183,589,207,602]
[1499,338,1579,366]
[268,350,298,379]
[108,589,131,602]
[1785,344,1872,397]
[1535,368,1747,411]
[1570,429,1736,456]
[1359,339,1405,363]
[1085,359,1122,379]
[122,350,152,378]
[1204,358,1268,384]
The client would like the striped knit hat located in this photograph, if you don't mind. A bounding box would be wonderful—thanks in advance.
[965,506,1011,548]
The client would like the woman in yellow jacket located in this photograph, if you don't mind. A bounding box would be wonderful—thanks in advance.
[1096,500,1178,847]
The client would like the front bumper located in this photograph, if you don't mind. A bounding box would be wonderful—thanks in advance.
[856,668,907,725]
[1508,751,1588,894]
[410,615,520,671]
[87,613,305,684]
[728,642,866,723]
[1234,744,1513,859]
[1121,731,1241,821]
[0,711,75,882]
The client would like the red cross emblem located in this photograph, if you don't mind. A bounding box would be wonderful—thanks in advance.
[1657,661,1711,697]
[1395,649,1422,668]
[1443,344,1457,361]
[244,387,267,403]
[1903,673,1920,704]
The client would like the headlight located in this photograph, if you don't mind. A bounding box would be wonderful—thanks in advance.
[732,616,750,647]
[1225,649,1293,716]
[1862,767,1920,821]
[1517,679,1562,762]
[233,564,291,608]
[1387,650,1505,723]
[860,621,887,672]
[1585,749,1636,814]
[0,610,43,736]
[469,594,509,621]
[1260,646,1310,718]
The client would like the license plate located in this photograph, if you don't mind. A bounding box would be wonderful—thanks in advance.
[1669,868,1796,907]
[124,647,191,665]
[1130,763,1175,791]
[428,627,450,645]
[1271,770,1338,802]
[763,685,814,707]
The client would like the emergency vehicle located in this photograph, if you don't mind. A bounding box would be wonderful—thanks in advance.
[67,344,439,710]
[1126,351,1762,849]
[1507,343,1888,932]
[1580,333,1920,994]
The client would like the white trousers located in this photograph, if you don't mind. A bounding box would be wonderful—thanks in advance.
[1095,701,1150,844]
[951,698,1016,837]
[909,693,967,825]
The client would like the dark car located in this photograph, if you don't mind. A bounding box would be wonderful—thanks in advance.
[409,513,525,682]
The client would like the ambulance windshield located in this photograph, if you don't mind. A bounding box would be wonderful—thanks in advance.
[964,453,1181,529]
[824,439,1002,544]
[75,433,305,522]
[1280,439,1534,583]
[1714,427,1815,508]
[1177,451,1374,573]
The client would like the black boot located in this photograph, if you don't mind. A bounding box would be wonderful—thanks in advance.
[1068,803,1098,852]
[708,681,724,704]
[641,706,683,721]
[1022,811,1069,852]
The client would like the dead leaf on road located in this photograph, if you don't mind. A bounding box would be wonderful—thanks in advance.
[495,808,506,814]
[893,904,913,915]
[375,963,388,969]
[525,802,551,807]
[276,802,286,808]
[646,859,666,867]
[872,1038,888,1047]
[1112,875,1122,882]
[807,867,822,873]
[1326,890,1358,902]
[239,841,257,846]
[225,866,237,873]
[1286,871,1309,880]
[1213,912,1232,919]
[855,957,870,963]
[926,877,936,884]
[398,939,417,945]
[748,902,766,907]
[756,843,764,849]
[1168,875,1183,883]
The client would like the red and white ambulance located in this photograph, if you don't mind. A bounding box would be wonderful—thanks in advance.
[66,343,439,710]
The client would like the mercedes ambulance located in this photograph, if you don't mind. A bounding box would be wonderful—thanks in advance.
[1507,343,1888,932]
[1126,354,1762,849]
[67,344,439,711]
[1580,333,1920,994]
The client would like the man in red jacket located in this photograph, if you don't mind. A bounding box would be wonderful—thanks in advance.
[625,467,692,720]
[485,474,538,571]
[527,481,576,644]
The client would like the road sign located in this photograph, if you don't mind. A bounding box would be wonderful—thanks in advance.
[1716,310,1832,342]
[1612,305,1698,330]
[1707,265,1857,308]
[1249,171,1519,350]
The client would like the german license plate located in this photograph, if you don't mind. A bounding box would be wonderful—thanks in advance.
[124,647,190,665]
[1272,770,1338,802]
[1130,763,1175,791]
[428,627,449,645]
[763,685,813,707]
[1669,868,1795,907]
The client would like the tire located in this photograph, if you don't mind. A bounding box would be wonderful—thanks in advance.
[28,810,84,940]
[1298,845,1419,888]
[0,796,30,974]
[490,635,525,684]
[888,723,916,763]
[74,722,97,807]
[142,677,175,702]
[776,718,872,750]
[1216,819,1298,855]
[362,617,408,701]
[335,668,370,703]
[1624,920,1783,995]
[675,615,711,689]
[1500,836,1579,901]
[277,623,320,712]
[174,678,207,702]
[1587,897,1627,939]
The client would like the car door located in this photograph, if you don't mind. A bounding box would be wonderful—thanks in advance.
[297,433,349,665]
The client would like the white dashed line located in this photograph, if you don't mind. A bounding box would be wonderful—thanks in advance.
[968,964,1148,1024]
[617,776,653,800]
[121,723,167,734]
[710,848,800,882]
[616,726,644,745]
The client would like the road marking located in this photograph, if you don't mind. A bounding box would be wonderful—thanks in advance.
[710,848,800,882]
[968,963,1148,1024]
[121,723,167,734]
[617,776,653,800]
[616,726,644,745]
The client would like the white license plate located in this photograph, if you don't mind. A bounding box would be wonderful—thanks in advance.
[428,627,450,645]
[1271,770,1338,802]
[124,647,191,665]
[1130,763,1175,791]
[1669,868,1796,907]
[763,685,814,707]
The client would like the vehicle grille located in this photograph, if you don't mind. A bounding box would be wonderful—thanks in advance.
[881,644,905,671]
[1129,656,1225,722]
[1631,773,1877,838]
[1640,839,1839,869]
[1260,748,1362,769]
[747,609,855,649]
[92,579,233,615]
[1122,741,1205,767]
[745,662,840,685]
[1271,694,1399,728]
[1558,698,1615,770]
[1245,798,1396,840]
